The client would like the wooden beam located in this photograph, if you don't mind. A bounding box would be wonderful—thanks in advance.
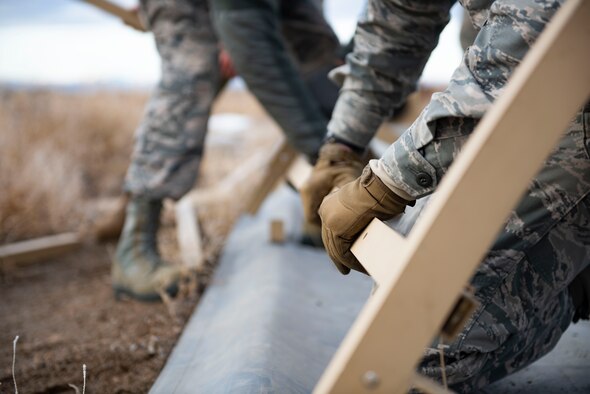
[315,0,590,392]
[269,220,285,243]
[350,219,406,284]
[245,140,298,215]
[175,197,204,270]
[81,0,146,32]
[0,233,81,267]
[286,155,313,191]
[187,152,267,206]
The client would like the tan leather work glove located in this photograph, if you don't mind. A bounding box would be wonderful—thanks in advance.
[301,142,364,226]
[319,166,413,275]
[570,265,590,322]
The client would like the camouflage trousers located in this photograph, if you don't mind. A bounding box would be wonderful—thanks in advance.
[125,0,340,200]
[392,107,590,392]
[124,0,220,200]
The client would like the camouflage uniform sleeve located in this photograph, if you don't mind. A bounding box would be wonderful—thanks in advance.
[372,0,562,199]
[327,0,454,148]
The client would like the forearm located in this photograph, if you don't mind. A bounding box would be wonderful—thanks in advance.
[328,0,453,147]
[374,0,564,199]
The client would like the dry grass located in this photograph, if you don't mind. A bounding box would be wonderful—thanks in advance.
[0,87,280,265]
[0,89,144,243]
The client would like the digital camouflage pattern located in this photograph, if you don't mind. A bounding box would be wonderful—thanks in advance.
[327,0,590,391]
[125,0,220,200]
[419,115,590,392]
[125,0,340,200]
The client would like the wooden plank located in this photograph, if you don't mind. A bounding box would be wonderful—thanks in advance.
[286,155,313,191]
[269,220,285,243]
[350,220,406,285]
[175,153,267,271]
[188,152,267,206]
[0,233,81,267]
[81,0,146,31]
[245,140,298,215]
[175,197,204,270]
[315,1,590,392]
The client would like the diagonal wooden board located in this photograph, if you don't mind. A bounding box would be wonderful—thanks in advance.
[245,139,299,215]
[81,0,146,31]
[316,0,590,392]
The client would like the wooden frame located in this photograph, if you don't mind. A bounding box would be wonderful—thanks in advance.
[0,233,81,268]
[81,0,146,32]
[315,0,590,392]
[175,197,204,270]
[245,140,298,215]
[176,152,268,270]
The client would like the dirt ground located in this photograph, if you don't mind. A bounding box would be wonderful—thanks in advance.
[0,87,278,393]
[0,244,198,394]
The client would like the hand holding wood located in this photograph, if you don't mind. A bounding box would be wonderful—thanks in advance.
[318,166,412,275]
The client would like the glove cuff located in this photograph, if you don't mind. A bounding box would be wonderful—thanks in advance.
[322,135,365,156]
[318,141,363,164]
[360,166,415,211]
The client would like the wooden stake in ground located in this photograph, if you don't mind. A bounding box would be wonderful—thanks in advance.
[269,220,285,243]
[315,0,590,392]
[175,197,204,270]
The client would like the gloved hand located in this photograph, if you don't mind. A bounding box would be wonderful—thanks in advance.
[570,265,590,322]
[301,142,364,226]
[319,166,413,275]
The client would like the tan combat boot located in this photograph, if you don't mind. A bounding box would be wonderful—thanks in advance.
[112,197,181,301]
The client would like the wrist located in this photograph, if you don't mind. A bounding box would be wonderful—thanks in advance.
[361,166,415,209]
[322,134,365,156]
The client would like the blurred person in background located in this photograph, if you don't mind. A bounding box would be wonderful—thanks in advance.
[106,0,343,301]
[300,0,590,391]
[211,0,342,158]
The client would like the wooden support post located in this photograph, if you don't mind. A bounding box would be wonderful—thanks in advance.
[286,155,313,191]
[315,0,590,392]
[246,140,298,215]
[81,0,146,32]
[0,233,81,268]
[175,197,204,270]
[269,220,285,243]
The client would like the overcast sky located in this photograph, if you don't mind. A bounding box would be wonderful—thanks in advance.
[0,0,463,87]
